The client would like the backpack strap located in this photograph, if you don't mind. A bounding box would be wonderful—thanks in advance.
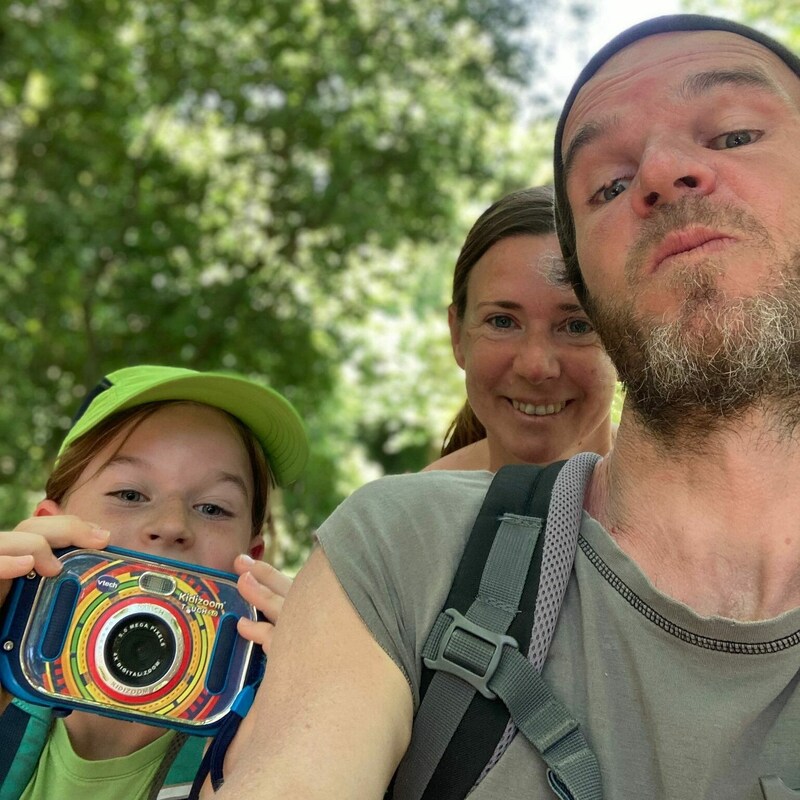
[479,451,601,788]
[393,453,602,800]
[0,698,53,800]
[152,733,206,800]
[187,685,256,798]
[393,461,559,799]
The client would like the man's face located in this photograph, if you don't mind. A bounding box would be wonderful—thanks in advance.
[561,31,800,432]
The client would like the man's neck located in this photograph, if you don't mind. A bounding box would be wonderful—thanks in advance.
[585,407,800,620]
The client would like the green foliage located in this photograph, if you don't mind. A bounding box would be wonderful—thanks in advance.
[683,0,799,46]
[0,0,554,565]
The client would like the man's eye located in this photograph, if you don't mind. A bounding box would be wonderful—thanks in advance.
[710,129,762,150]
[593,178,630,204]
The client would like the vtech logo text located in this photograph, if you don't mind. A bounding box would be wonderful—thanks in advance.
[96,575,119,592]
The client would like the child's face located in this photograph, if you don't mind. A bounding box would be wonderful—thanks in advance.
[48,403,262,571]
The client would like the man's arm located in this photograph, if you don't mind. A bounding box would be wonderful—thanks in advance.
[212,547,414,799]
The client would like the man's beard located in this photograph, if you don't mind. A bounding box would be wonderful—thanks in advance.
[584,201,800,440]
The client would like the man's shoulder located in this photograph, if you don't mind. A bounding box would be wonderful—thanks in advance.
[344,469,494,515]
[318,469,495,566]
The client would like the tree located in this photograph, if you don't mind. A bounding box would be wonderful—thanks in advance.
[0,0,555,564]
[684,0,798,46]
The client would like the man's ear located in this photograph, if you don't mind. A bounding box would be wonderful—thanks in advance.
[248,534,265,562]
[34,499,62,517]
[448,304,466,369]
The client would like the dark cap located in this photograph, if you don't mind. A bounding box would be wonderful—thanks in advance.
[553,14,800,304]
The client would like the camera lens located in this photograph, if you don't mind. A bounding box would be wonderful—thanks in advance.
[105,613,176,688]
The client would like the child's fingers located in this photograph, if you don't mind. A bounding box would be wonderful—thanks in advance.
[13,516,111,551]
[1,521,110,579]
[237,570,285,623]
[0,554,35,581]
[237,616,275,655]
[233,555,293,598]
[0,555,35,607]
[0,532,64,578]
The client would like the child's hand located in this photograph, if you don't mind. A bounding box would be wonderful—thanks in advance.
[233,554,293,655]
[0,516,110,606]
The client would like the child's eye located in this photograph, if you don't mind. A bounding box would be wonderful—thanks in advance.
[591,177,631,204]
[709,129,762,150]
[196,503,232,518]
[110,489,145,503]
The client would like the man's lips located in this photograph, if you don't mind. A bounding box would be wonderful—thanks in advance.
[649,228,737,273]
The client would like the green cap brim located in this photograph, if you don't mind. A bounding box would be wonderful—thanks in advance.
[59,366,309,486]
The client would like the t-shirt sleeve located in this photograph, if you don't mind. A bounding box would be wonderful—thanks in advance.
[316,470,492,710]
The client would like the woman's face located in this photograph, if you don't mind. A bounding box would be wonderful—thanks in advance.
[38,403,263,571]
[450,233,618,469]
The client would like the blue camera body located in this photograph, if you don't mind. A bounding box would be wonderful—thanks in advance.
[0,545,265,735]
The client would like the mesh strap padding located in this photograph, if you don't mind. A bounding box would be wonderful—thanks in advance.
[478,451,600,783]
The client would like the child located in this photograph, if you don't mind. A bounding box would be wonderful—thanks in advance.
[0,365,309,800]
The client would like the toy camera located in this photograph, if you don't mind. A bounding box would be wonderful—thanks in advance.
[0,546,265,735]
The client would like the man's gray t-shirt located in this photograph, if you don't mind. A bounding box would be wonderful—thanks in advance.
[317,470,800,799]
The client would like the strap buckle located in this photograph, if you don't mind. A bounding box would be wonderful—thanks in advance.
[423,608,518,700]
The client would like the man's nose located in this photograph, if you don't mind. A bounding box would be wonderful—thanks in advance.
[631,141,717,217]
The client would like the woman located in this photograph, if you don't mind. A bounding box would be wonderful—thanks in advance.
[0,365,308,800]
[427,185,617,470]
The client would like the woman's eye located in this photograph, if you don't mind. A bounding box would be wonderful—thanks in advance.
[111,489,145,503]
[488,314,515,330]
[709,129,762,150]
[592,177,630,204]
[563,318,595,336]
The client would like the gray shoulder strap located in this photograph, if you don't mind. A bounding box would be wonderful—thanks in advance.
[477,451,600,783]
[394,452,601,800]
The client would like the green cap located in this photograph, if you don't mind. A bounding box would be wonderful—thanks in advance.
[60,365,309,486]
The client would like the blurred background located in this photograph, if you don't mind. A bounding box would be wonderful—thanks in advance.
[0,0,794,567]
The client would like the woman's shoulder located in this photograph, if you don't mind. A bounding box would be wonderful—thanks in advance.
[422,439,490,472]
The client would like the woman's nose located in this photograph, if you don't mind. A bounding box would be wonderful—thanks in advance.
[513,339,561,383]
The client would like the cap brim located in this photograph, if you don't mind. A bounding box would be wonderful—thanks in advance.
[63,371,309,486]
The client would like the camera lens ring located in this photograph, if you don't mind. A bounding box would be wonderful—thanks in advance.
[93,602,185,698]
[106,614,173,687]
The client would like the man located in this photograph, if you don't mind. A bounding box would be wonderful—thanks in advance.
[209,15,800,800]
